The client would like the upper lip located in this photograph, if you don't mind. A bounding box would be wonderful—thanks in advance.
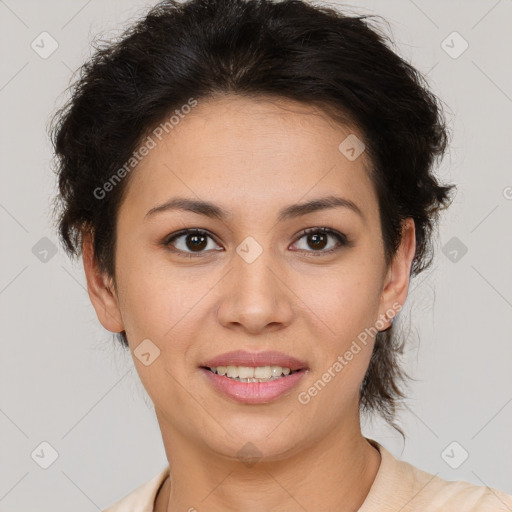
[200,350,308,371]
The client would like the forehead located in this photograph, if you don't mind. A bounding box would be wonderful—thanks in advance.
[118,94,378,224]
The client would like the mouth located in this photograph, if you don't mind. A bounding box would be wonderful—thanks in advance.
[199,361,309,404]
[198,350,309,404]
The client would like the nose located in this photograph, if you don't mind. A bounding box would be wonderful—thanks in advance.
[216,245,295,335]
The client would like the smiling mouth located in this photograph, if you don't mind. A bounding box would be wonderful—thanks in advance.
[201,365,304,383]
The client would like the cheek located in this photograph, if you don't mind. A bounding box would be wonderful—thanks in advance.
[115,248,220,367]
[295,270,381,411]
[336,277,381,328]
[115,262,201,399]
[297,263,382,340]
[114,247,188,343]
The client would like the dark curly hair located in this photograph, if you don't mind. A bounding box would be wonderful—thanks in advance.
[49,0,455,434]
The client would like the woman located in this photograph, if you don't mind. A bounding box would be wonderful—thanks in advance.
[50,0,512,510]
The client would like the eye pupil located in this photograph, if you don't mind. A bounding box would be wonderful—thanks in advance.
[308,232,327,250]
[187,234,207,251]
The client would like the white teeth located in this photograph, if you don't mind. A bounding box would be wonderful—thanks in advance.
[238,366,255,379]
[208,365,295,381]
[254,366,271,379]
[271,366,282,377]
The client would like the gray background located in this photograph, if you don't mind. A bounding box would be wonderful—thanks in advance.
[1,0,511,510]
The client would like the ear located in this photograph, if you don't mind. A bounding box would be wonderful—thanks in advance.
[378,217,416,327]
[82,230,125,333]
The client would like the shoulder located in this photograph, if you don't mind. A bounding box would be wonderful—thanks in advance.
[362,439,512,512]
[399,455,512,511]
[103,466,170,512]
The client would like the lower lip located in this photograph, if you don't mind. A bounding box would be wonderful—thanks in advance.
[200,368,308,404]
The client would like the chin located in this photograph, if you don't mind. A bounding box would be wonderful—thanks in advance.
[208,422,307,462]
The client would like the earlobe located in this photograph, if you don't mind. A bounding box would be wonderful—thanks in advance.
[82,231,125,333]
[378,218,416,328]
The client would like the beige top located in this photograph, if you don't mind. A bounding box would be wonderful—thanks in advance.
[103,438,512,511]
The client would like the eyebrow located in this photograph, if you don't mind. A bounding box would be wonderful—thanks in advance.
[144,195,365,223]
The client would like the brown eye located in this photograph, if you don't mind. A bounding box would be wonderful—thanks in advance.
[165,229,220,257]
[163,226,349,259]
[292,227,348,255]
[184,233,208,251]
[306,231,328,250]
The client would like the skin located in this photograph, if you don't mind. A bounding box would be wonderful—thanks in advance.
[82,94,416,512]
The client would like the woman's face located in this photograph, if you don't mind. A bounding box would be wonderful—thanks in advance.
[85,94,415,461]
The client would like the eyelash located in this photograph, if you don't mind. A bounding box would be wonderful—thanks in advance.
[162,227,350,259]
